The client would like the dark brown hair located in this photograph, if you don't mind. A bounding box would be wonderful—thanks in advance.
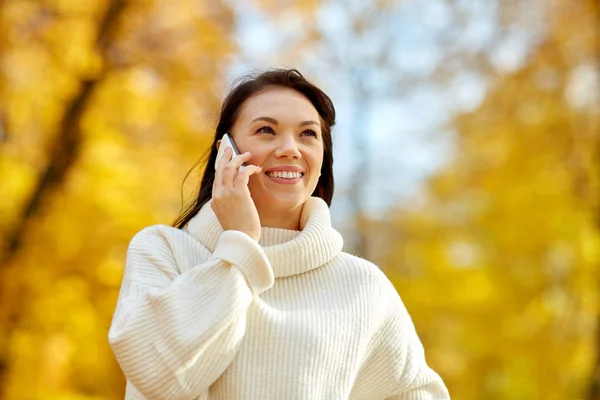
[172,68,336,229]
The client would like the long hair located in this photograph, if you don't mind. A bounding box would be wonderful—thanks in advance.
[172,68,336,229]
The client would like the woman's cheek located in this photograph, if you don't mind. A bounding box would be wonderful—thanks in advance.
[247,150,264,167]
[247,155,258,167]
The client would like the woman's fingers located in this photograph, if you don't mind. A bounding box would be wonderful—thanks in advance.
[210,148,262,241]
[234,165,262,188]
[222,151,252,187]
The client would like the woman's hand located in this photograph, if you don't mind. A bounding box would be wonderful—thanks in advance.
[211,148,263,242]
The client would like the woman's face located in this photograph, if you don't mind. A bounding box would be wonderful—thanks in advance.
[228,87,324,212]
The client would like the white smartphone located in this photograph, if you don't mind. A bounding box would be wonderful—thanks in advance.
[214,133,244,171]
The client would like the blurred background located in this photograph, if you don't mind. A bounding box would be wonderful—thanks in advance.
[0,0,598,398]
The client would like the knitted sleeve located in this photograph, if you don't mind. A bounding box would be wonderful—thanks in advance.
[383,307,451,400]
[108,226,274,400]
[350,282,450,400]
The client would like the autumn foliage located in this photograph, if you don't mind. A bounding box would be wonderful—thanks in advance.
[0,0,598,399]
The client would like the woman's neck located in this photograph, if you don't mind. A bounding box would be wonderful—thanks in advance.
[256,202,304,231]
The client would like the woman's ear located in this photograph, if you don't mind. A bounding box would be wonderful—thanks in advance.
[216,140,221,150]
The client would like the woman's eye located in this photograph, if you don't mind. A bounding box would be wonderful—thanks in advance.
[302,129,317,137]
[257,126,275,134]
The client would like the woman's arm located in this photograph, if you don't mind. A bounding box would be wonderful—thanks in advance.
[108,226,273,400]
[383,329,450,400]
[350,281,450,400]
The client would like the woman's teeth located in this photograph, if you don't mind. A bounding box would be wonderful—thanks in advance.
[266,171,303,179]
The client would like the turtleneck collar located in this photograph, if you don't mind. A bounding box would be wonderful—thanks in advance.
[185,197,344,278]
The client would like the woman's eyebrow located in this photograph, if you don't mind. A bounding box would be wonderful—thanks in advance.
[251,116,278,125]
[299,120,320,127]
[250,116,320,127]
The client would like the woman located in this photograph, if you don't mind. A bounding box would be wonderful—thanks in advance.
[108,69,450,399]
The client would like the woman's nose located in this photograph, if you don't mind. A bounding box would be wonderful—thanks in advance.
[275,136,301,159]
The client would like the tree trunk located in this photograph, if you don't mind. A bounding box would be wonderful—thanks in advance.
[0,0,126,267]
[0,0,126,394]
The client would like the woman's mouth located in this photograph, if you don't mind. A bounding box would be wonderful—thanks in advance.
[265,171,304,184]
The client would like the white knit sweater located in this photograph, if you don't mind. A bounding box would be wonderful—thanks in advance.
[108,197,449,400]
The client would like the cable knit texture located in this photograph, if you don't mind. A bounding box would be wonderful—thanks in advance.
[108,197,450,400]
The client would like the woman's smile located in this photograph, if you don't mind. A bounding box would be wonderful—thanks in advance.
[264,166,305,185]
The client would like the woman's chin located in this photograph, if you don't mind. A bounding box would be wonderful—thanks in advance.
[256,192,308,210]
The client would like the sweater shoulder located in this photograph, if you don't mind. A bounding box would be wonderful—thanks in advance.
[130,223,184,243]
[127,224,211,275]
[129,224,198,253]
[335,252,393,283]
[332,252,401,299]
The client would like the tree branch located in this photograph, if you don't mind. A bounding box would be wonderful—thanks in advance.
[0,0,127,392]
[0,0,127,267]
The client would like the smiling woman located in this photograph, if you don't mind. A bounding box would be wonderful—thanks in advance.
[175,69,337,233]
[225,87,325,230]
[107,69,450,399]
